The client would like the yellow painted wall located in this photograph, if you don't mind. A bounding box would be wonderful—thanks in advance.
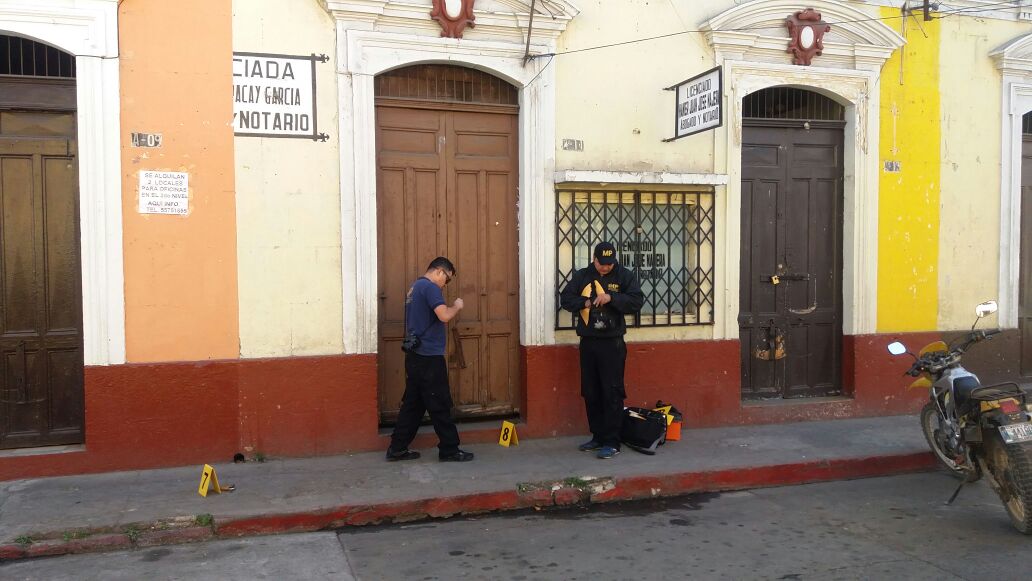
[876,8,940,332]
[232,0,343,357]
[119,0,240,362]
[937,17,1028,330]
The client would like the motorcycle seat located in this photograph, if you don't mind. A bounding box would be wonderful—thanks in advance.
[953,376,982,408]
[957,383,1025,416]
[968,384,1024,402]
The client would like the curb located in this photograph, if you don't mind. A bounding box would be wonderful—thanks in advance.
[0,451,935,562]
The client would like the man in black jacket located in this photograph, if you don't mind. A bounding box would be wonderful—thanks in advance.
[559,242,644,459]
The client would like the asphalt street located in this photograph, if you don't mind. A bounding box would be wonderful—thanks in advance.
[4,471,1031,580]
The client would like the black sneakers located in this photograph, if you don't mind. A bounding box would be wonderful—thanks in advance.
[439,450,475,462]
[385,448,421,462]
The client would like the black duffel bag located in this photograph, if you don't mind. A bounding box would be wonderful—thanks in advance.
[620,406,667,455]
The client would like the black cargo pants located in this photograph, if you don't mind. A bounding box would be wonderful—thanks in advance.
[388,352,461,456]
[579,336,627,449]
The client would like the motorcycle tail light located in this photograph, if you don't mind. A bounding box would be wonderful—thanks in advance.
[998,400,1021,414]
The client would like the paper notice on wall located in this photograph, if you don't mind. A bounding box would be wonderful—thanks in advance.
[138,170,189,216]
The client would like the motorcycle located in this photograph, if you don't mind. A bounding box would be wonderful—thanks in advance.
[887,300,1032,534]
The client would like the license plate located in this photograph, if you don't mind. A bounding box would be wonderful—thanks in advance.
[999,423,1032,444]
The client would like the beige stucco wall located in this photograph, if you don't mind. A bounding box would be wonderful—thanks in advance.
[233,0,343,357]
[554,0,727,174]
[552,1,733,344]
[937,17,1026,330]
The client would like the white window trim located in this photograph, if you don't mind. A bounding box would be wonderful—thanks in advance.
[991,35,1032,329]
[705,0,904,339]
[0,0,125,365]
[324,2,576,353]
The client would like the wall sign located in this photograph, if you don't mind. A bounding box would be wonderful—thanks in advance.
[664,66,722,141]
[232,52,329,141]
[139,170,189,216]
[131,132,163,148]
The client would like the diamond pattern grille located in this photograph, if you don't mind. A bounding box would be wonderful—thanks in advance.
[556,186,715,329]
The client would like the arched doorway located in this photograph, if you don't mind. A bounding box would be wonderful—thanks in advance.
[0,34,84,448]
[375,64,521,424]
[739,86,845,400]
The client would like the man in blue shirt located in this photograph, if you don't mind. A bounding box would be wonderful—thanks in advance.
[386,257,475,462]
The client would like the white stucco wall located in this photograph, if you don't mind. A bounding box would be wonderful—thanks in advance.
[233,0,343,357]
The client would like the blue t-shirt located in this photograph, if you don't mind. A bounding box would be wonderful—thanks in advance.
[405,277,447,356]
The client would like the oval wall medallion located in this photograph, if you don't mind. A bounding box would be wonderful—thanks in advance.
[431,0,476,39]
[785,8,831,66]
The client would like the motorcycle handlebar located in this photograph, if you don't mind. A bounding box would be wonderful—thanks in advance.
[902,330,1001,380]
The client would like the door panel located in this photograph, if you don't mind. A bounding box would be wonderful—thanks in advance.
[377,104,520,423]
[0,134,84,448]
[740,122,843,400]
[1020,137,1032,377]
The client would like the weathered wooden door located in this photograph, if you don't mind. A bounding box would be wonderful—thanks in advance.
[739,119,844,399]
[1020,134,1032,377]
[0,107,84,448]
[375,65,520,423]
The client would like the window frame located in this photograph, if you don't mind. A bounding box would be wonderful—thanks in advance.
[555,182,716,330]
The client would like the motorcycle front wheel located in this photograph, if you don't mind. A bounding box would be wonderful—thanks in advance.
[920,402,978,480]
[984,431,1032,534]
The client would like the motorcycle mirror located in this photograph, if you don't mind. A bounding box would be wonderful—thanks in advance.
[975,300,998,318]
[887,341,908,356]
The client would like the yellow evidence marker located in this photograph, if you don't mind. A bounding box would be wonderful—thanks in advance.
[498,420,519,447]
[197,464,236,497]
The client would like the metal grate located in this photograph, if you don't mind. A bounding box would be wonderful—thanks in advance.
[1024,112,1032,135]
[375,64,517,106]
[556,186,716,328]
[0,35,76,78]
[743,87,843,120]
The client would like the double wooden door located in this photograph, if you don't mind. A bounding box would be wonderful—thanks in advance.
[739,120,844,399]
[0,108,84,448]
[376,102,520,423]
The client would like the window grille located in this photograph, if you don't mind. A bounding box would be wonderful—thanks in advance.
[742,86,843,120]
[555,185,716,329]
[375,64,517,107]
[0,35,76,78]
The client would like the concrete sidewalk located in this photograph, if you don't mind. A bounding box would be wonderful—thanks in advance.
[0,415,935,561]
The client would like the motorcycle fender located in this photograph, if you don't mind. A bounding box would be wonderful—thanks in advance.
[980,397,1023,413]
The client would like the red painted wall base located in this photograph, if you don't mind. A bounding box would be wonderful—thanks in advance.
[0,333,938,481]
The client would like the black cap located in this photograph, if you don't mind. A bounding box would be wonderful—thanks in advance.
[593,242,617,265]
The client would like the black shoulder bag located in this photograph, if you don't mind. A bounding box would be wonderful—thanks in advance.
[401,298,437,354]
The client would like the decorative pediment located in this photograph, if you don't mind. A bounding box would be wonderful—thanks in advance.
[321,0,578,42]
[992,33,1032,75]
[703,0,905,71]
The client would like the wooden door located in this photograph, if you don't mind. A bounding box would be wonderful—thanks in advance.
[0,110,84,448]
[739,120,844,399]
[1020,135,1032,377]
[376,103,520,423]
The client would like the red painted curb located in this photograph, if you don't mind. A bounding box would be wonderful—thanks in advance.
[0,451,936,562]
[136,527,214,548]
[591,452,937,503]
